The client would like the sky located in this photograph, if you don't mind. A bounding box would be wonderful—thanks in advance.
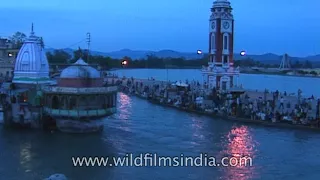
[0,0,319,57]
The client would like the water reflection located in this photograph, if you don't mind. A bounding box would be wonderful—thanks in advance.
[190,116,205,146]
[219,126,259,180]
[118,93,132,121]
[20,142,32,173]
[107,93,134,154]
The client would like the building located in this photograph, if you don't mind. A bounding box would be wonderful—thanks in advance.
[202,0,240,92]
[0,38,19,80]
[42,57,117,133]
[13,24,50,85]
[1,24,118,133]
[0,24,52,129]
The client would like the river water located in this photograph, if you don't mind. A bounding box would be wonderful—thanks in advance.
[0,70,320,180]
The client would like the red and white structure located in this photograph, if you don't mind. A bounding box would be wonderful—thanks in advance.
[202,0,240,91]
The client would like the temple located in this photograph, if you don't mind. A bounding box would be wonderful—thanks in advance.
[13,23,50,84]
[42,57,117,133]
[0,25,118,133]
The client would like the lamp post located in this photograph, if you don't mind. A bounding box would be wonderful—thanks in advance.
[121,59,129,78]
[166,65,168,82]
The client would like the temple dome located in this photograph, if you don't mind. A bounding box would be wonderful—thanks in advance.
[13,24,50,84]
[60,58,100,79]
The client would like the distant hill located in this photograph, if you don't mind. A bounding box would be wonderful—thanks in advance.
[44,48,320,64]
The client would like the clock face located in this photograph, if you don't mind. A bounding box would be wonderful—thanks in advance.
[223,22,230,29]
[211,22,216,29]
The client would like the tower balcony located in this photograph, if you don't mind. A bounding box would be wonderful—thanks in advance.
[201,65,240,75]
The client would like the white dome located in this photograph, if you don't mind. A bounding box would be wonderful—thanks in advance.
[60,58,101,78]
[13,24,50,84]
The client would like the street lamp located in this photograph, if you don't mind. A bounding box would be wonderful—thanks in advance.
[240,51,246,56]
[121,60,128,66]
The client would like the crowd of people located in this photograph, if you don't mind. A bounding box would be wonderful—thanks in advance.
[110,76,320,128]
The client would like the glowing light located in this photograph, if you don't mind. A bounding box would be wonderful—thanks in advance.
[8,53,13,57]
[240,51,246,56]
[197,50,202,55]
[121,60,128,65]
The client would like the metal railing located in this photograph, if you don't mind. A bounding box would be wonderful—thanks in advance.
[44,107,116,117]
[41,86,117,94]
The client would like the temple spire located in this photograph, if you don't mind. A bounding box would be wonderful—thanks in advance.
[31,23,35,36]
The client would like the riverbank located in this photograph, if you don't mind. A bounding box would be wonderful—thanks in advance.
[137,93,320,132]
[109,67,320,79]
[107,77,320,132]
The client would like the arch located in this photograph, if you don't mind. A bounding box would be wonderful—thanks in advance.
[46,95,51,107]
[99,95,106,109]
[107,94,113,108]
[60,96,68,109]
[105,95,109,108]
[220,76,231,91]
[69,96,77,110]
[52,95,59,109]
[211,34,215,50]
[223,55,229,64]
[113,94,116,107]
[78,96,88,110]
[89,95,99,107]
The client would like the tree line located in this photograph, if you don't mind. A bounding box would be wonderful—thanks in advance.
[46,49,208,69]
[46,49,319,69]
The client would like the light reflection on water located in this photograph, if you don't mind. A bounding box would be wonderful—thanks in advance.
[190,116,205,146]
[118,93,132,121]
[219,126,259,180]
[20,142,32,173]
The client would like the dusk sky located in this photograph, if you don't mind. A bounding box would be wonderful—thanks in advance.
[0,0,319,57]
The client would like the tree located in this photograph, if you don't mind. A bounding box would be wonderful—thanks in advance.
[303,60,313,69]
[9,32,27,48]
[46,50,71,64]
[310,71,318,76]
[72,48,89,62]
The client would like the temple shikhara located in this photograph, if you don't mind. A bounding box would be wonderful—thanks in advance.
[0,24,118,133]
[202,0,240,91]
[13,24,50,84]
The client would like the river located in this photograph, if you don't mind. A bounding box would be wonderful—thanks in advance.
[0,70,320,180]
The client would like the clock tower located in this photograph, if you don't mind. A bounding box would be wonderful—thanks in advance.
[202,0,240,92]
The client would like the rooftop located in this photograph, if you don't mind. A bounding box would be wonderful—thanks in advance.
[60,58,101,79]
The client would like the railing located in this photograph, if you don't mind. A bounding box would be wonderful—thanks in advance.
[201,66,240,74]
[41,86,117,94]
[44,107,116,117]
